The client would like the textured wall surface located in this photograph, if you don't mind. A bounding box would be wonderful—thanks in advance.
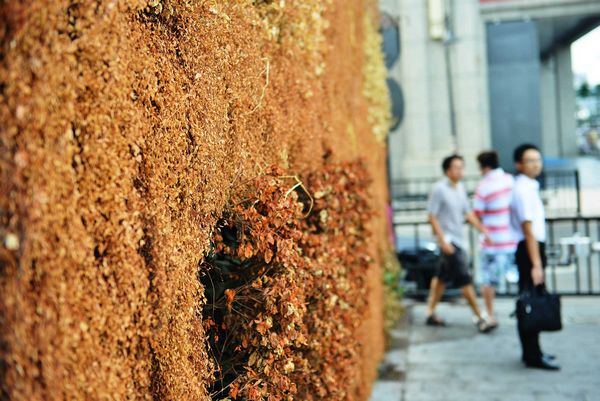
[0,1,390,400]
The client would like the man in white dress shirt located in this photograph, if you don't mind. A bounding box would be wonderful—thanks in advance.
[510,144,560,370]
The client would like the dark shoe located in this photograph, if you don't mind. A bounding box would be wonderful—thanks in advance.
[426,314,446,326]
[522,353,556,362]
[524,355,561,371]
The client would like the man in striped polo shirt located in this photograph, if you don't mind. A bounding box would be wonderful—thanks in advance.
[473,151,517,328]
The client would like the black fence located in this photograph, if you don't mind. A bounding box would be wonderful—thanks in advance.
[393,216,600,297]
[391,170,581,218]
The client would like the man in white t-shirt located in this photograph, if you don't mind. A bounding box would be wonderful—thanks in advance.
[510,144,560,370]
[425,155,493,333]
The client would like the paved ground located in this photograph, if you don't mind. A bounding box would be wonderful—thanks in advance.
[370,297,600,401]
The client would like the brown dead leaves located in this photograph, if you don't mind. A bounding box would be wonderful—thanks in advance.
[202,161,373,401]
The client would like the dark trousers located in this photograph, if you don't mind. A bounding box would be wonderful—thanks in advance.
[515,240,546,363]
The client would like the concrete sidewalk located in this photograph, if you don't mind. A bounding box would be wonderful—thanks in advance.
[370,297,600,401]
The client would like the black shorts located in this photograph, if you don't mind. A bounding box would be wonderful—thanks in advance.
[436,244,472,287]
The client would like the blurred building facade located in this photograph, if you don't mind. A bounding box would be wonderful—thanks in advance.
[381,0,600,178]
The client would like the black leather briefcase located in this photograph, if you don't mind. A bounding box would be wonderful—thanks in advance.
[516,288,562,332]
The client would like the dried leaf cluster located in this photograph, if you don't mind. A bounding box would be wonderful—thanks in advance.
[202,161,372,401]
[362,7,392,142]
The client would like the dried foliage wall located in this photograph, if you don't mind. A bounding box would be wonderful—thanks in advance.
[0,1,391,400]
[202,162,374,400]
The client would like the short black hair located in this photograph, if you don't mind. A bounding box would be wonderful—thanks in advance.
[477,151,499,169]
[442,154,464,172]
[513,143,540,163]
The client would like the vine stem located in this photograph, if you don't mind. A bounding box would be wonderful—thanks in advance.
[279,175,314,217]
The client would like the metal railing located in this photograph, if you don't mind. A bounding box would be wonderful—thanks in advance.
[391,170,581,218]
[393,216,600,297]
[539,170,581,217]
[545,216,600,295]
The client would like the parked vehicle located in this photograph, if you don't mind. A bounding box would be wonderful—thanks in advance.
[394,234,462,300]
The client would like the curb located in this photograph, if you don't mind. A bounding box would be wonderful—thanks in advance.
[369,300,414,401]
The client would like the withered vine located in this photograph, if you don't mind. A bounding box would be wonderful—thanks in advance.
[200,160,373,401]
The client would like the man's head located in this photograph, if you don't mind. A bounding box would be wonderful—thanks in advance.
[476,151,499,175]
[442,154,464,183]
[513,143,543,178]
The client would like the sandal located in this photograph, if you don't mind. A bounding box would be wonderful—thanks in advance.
[426,314,446,326]
[476,318,494,333]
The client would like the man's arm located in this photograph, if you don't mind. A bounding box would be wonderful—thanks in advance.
[428,213,454,255]
[522,221,544,285]
[465,211,492,244]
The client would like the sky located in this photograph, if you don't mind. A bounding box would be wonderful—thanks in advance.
[571,25,600,86]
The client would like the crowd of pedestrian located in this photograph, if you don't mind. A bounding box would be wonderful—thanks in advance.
[424,144,561,371]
